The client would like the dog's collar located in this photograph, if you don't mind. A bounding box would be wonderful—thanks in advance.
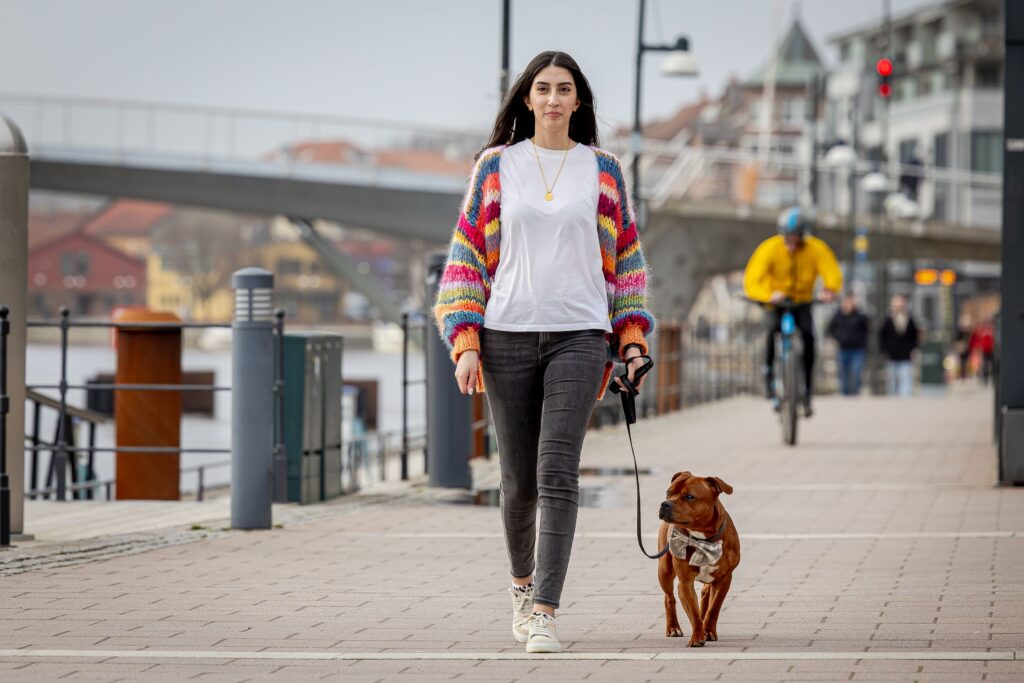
[677,516,728,544]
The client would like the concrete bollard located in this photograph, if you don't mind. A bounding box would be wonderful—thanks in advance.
[425,253,472,489]
[0,116,28,536]
[231,268,275,529]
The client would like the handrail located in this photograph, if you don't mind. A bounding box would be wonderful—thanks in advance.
[26,389,109,424]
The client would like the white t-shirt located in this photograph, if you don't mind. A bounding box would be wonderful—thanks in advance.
[483,139,611,333]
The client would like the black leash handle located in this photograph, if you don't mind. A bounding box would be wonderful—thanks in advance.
[609,355,670,559]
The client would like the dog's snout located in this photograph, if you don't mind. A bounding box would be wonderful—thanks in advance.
[659,501,672,520]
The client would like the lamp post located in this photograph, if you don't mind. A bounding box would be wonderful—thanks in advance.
[632,0,698,231]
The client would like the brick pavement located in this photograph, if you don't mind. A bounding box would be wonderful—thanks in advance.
[1,387,1022,681]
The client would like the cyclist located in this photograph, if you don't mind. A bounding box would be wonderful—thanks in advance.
[742,206,842,417]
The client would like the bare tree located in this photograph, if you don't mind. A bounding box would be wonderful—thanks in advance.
[152,209,254,317]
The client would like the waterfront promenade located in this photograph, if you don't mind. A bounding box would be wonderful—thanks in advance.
[2,386,1021,681]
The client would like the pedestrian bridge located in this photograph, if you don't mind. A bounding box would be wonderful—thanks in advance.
[4,94,1002,319]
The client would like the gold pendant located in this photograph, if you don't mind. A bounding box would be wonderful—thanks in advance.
[545,192,553,201]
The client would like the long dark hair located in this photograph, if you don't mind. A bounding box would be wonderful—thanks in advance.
[477,51,599,159]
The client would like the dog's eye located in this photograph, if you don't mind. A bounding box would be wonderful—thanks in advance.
[684,494,696,501]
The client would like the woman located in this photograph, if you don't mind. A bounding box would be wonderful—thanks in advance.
[433,51,654,653]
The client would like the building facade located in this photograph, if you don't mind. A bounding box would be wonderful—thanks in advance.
[825,0,1003,228]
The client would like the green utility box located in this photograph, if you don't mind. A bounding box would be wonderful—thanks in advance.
[919,340,947,386]
[279,332,344,504]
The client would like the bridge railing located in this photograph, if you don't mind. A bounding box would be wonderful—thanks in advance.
[610,142,1003,230]
[0,93,484,173]
[2,93,1002,229]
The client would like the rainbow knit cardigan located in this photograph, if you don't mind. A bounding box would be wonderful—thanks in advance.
[432,144,655,399]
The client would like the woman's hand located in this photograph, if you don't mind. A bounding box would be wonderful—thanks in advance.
[455,350,479,395]
[614,348,648,394]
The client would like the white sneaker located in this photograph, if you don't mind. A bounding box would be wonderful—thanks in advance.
[509,585,533,643]
[525,611,561,653]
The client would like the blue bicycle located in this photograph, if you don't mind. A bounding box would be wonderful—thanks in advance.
[773,300,805,446]
[743,297,816,446]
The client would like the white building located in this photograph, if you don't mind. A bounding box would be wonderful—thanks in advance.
[825,0,1003,229]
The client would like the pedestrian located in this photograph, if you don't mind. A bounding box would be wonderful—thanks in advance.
[827,292,869,395]
[432,51,654,654]
[879,294,919,396]
[969,317,996,385]
[954,314,972,380]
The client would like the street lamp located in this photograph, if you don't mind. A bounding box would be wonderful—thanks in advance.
[633,0,699,231]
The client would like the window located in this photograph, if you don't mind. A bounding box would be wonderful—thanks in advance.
[981,9,1001,38]
[779,98,805,125]
[899,139,919,164]
[918,74,932,96]
[278,258,302,275]
[934,132,949,168]
[60,250,90,277]
[971,131,1003,173]
[976,63,1001,88]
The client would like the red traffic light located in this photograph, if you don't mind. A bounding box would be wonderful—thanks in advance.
[876,58,894,77]
[878,83,892,97]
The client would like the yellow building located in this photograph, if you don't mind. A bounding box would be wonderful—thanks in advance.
[147,234,347,325]
[146,253,234,322]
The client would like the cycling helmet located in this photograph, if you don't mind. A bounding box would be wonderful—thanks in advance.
[777,206,813,237]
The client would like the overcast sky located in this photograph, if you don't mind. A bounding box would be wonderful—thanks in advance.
[1,0,935,139]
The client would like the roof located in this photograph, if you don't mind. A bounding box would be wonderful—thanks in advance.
[745,19,827,88]
[272,139,371,164]
[81,199,174,238]
[28,227,146,266]
[373,149,473,176]
[27,212,87,250]
[273,139,473,176]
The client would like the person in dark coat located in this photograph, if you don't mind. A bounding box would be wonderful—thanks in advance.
[879,294,919,396]
[827,293,870,395]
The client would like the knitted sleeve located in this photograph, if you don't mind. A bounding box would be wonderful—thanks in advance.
[609,156,655,357]
[431,152,497,362]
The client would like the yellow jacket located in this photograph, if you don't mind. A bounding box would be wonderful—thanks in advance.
[743,235,843,303]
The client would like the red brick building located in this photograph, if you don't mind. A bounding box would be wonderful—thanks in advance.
[28,231,146,317]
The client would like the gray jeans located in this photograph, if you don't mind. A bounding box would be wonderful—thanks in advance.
[481,327,608,609]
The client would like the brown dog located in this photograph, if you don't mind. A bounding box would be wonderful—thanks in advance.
[656,471,739,647]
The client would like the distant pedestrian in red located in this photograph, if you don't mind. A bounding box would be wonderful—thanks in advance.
[969,318,996,385]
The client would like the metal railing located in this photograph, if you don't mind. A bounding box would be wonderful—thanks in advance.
[623,143,1003,230]
[14,307,285,502]
[0,93,484,172]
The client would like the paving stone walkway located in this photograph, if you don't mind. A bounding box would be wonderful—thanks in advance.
[2,387,1022,681]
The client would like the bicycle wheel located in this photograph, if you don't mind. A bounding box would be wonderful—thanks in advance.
[782,342,799,446]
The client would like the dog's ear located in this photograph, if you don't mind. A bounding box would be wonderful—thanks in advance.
[671,471,693,482]
[706,477,733,496]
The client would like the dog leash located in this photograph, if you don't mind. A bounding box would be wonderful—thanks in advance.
[609,356,670,560]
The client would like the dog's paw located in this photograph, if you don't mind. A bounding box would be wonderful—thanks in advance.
[705,630,718,642]
[666,626,684,637]
[688,637,706,647]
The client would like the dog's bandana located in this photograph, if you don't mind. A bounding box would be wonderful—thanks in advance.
[669,527,724,566]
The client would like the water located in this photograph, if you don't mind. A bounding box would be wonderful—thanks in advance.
[23,343,426,495]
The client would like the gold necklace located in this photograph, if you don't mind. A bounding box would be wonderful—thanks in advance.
[530,138,571,201]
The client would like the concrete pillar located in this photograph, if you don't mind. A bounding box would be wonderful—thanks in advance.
[0,115,28,536]
[231,268,275,528]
